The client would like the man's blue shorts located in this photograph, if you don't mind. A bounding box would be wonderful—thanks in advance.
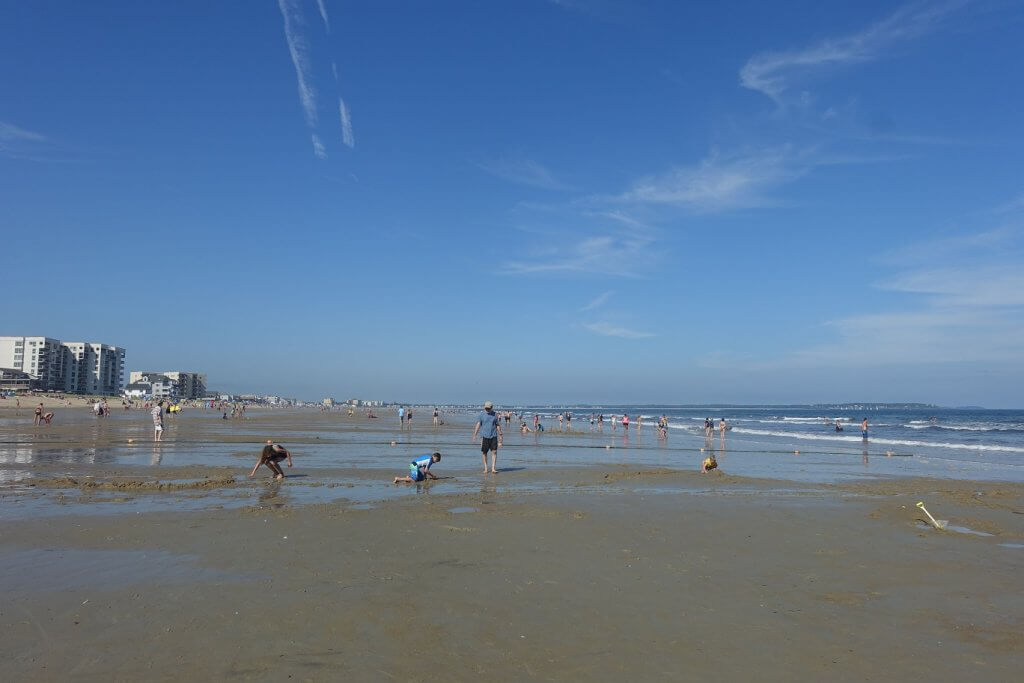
[409,464,424,481]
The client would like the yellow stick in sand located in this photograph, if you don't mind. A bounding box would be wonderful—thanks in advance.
[916,501,948,530]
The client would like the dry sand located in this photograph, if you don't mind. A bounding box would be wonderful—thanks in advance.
[1,408,1022,681]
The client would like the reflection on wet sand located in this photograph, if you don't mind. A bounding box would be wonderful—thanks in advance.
[0,446,106,466]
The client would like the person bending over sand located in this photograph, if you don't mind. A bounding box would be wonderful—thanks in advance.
[394,452,441,484]
[250,440,293,480]
[701,455,718,473]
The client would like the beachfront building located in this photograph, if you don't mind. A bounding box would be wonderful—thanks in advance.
[62,342,126,395]
[123,374,178,400]
[123,382,151,399]
[129,371,206,399]
[0,336,125,394]
[0,368,34,392]
[127,372,184,399]
[0,337,64,390]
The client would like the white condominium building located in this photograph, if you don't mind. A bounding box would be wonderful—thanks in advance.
[63,342,127,395]
[0,336,126,394]
[0,337,64,390]
[128,371,207,399]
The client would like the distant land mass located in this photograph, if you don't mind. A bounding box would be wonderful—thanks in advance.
[810,403,940,410]
[493,403,944,410]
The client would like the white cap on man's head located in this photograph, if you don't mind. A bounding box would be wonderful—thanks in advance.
[484,401,493,410]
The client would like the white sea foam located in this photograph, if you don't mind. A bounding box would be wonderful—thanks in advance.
[904,422,1024,432]
[728,427,1024,453]
[745,418,894,428]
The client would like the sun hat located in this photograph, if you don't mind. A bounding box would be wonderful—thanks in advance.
[484,401,493,410]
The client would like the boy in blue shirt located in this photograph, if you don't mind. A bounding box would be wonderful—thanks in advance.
[393,452,442,484]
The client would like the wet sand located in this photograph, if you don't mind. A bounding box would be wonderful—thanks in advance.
[2,408,1023,680]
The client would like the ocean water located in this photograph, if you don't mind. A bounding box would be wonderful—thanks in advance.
[513,405,1024,482]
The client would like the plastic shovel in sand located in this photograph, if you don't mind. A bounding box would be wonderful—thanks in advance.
[916,501,948,530]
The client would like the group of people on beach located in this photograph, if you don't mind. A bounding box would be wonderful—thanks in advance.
[251,400,508,482]
[703,417,730,437]
[247,401,731,485]
[398,406,446,428]
[33,403,55,425]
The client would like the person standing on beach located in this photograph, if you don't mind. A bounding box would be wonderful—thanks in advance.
[151,400,164,441]
[398,406,405,428]
[861,418,869,440]
[719,418,728,441]
[472,401,503,474]
[433,407,439,426]
[34,403,43,426]
[250,440,293,480]
[621,414,630,431]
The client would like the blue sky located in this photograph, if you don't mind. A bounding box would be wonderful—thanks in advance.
[2,0,1023,406]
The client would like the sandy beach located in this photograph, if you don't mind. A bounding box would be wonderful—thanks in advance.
[2,407,1022,681]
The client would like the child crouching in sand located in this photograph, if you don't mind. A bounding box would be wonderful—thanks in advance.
[394,452,441,484]
[701,454,718,473]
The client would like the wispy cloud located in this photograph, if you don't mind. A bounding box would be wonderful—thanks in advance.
[315,0,330,32]
[995,193,1024,214]
[740,1,971,102]
[786,308,1024,366]
[278,0,318,128]
[583,321,655,339]
[614,145,895,212]
[277,0,328,158]
[877,226,1019,266]
[589,210,652,230]
[312,134,327,159]
[338,97,355,148]
[0,121,59,161]
[503,232,653,277]
[617,146,809,211]
[0,121,46,143]
[581,290,614,311]
[277,0,355,158]
[772,222,1024,368]
[479,157,571,191]
[881,264,1024,307]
